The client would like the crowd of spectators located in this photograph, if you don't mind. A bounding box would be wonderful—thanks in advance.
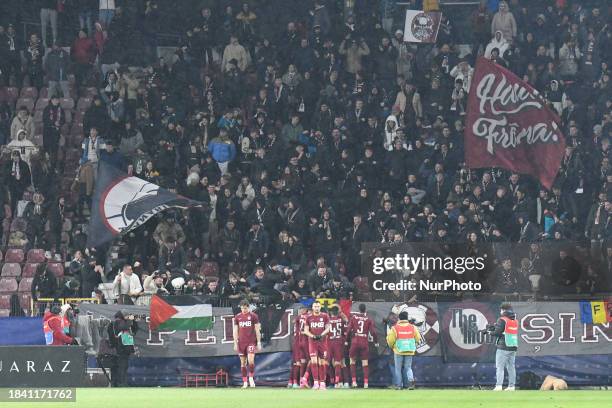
[1,0,612,311]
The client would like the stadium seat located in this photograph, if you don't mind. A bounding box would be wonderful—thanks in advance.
[81,87,97,97]
[60,123,71,136]
[35,97,49,111]
[4,248,24,263]
[46,262,64,278]
[16,97,35,113]
[22,263,40,278]
[76,97,92,112]
[39,87,48,99]
[65,148,81,162]
[0,309,10,317]
[64,110,72,124]
[5,87,19,103]
[19,293,32,312]
[0,87,7,103]
[0,294,11,308]
[18,278,33,293]
[70,122,84,136]
[0,278,18,293]
[61,98,75,110]
[199,261,219,277]
[32,133,44,146]
[33,109,44,123]
[27,249,46,263]
[0,249,3,262]
[1,263,22,278]
[19,87,38,99]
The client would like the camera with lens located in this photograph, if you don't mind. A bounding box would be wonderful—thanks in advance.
[69,303,80,315]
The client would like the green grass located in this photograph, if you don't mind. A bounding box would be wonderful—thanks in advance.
[9,388,612,408]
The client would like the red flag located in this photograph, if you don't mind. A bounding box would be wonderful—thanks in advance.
[464,57,566,189]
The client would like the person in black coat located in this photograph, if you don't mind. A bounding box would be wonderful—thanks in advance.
[5,150,31,213]
[158,238,186,273]
[42,96,65,163]
[31,264,57,301]
[22,192,48,248]
[107,311,138,387]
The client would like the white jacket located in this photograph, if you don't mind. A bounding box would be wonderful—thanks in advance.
[384,115,399,151]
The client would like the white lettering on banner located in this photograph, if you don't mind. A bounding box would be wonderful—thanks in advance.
[146,316,176,346]
[521,314,554,343]
[558,313,576,343]
[0,360,71,373]
[271,309,293,339]
[477,74,542,116]
[473,73,562,155]
[581,323,612,343]
[185,329,216,346]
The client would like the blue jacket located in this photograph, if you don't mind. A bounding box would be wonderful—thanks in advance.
[208,139,236,163]
[80,136,106,165]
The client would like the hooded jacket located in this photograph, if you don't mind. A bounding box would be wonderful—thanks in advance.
[384,114,399,151]
[492,309,517,351]
[484,31,509,59]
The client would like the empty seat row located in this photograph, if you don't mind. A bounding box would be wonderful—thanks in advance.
[1,248,47,263]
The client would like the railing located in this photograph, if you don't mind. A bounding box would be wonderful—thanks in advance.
[30,297,99,316]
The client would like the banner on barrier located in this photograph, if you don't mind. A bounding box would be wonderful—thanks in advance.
[77,303,294,358]
[74,302,612,360]
[0,317,45,345]
[0,346,86,387]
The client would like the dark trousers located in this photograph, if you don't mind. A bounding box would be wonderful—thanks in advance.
[111,356,130,387]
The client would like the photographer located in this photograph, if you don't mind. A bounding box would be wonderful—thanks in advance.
[107,311,138,387]
[488,303,518,391]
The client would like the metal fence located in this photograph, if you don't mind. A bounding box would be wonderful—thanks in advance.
[30,297,99,317]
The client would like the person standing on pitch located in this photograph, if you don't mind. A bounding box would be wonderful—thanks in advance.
[386,311,421,390]
[490,303,518,391]
[233,299,262,388]
[302,300,331,390]
[347,303,379,388]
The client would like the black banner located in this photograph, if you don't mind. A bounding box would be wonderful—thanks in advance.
[88,161,201,247]
[0,346,86,387]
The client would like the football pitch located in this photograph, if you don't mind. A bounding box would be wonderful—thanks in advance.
[13,388,612,408]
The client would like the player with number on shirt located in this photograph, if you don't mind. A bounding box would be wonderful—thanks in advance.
[347,303,379,388]
[233,299,262,388]
[301,300,331,390]
[288,305,310,388]
[327,305,349,388]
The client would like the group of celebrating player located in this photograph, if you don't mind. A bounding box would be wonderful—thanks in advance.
[233,299,378,390]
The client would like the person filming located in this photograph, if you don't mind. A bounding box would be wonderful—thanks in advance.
[107,311,138,387]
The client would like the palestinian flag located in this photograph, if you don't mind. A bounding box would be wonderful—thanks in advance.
[149,295,214,331]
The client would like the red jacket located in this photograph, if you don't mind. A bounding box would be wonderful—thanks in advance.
[71,37,96,65]
[43,311,73,345]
